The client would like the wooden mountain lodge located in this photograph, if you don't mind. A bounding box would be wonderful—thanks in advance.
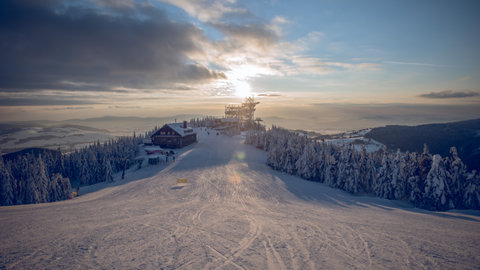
[151,121,197,148]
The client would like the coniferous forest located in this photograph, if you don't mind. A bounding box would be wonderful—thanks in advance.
[0,135,143,206]
[245,126,480,211]
[2,123,480,211]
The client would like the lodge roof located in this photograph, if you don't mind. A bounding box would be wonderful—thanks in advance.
[153,123,196,137]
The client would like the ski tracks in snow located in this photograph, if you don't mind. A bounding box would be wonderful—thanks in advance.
[1,131,480,269]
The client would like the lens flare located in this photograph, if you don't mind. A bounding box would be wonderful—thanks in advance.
[236,151,246,161]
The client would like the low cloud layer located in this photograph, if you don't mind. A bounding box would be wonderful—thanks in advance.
[418,90,479,99]
[0,98,99,106]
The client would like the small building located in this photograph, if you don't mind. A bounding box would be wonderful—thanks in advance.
[151,121,197,149]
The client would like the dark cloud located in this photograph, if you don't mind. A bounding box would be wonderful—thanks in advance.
[108,105,141,109]
[0,0,224,92]
[46,106,95,110]
[211,22,278,50]
[418,90,479,99]
[0,98,99,106]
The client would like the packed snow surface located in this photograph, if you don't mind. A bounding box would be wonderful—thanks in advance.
[1,130,480,269]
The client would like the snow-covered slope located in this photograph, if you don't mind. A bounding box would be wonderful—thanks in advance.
[1,130,479,269]
[325,129,384,153]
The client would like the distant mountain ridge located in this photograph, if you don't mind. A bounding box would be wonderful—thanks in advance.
[2,147,59,161]
[365,118,480,171]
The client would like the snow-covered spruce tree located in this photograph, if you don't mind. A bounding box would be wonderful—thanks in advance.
[423,154,455,210]
[53,147,65,177]
[295,140,316,180]
[0,156,15,206]
[104,158,114,182]
[266,144,282,170]
[8,155,26,204]
[375,148,395,199]
[419,144,433,183]
[324,149,340,188]
[263,129,274,152]
[408,144,434,206]
[338,144,356,192]
[462,170,480,209]
[445,147,467,207]
[355,145,376,193]
[312,142,326,183]
[20,155,50,204]
[406,152,424,206]
[28,155,49,203]
[48,173,71,202]
[283,139,298,175]
[390,150,407,200]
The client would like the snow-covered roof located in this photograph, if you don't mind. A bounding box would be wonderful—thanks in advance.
[165,123,196,137]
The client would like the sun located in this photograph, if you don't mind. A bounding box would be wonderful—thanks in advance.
[232,79,252,98]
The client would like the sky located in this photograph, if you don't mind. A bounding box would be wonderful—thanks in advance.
[0,0,479,131]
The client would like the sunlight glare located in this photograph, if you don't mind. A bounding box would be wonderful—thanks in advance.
[224,62,274,98]
[233,80,252,98]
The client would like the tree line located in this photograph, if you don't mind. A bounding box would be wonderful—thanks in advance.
[245,126,480,210]
[0,134,145,206]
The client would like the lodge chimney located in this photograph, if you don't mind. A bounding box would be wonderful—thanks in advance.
[183,121,187,128]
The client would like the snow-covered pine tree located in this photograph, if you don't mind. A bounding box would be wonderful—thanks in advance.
[462,170,480,209]
[324,150,339,188]
[310,142,323,182]
[419,144,432,182]
[405,152,423,206]
[33,155,49,203]
[423,154,454,210]
[445,147,467,207]
[295,140,316,180]
[355,145,376,193]
[53,147,65,176]
[0,156,15,206]
[375,148,395,199]
[48,173,71,202]
[390,150,407,200]
[283,139,297,175]
[105,158,114,182]
[21,154,49,204]
[267,144,282,170]
[339,144,357,192]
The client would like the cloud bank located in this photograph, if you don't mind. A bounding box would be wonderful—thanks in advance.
[418,90,479,99]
